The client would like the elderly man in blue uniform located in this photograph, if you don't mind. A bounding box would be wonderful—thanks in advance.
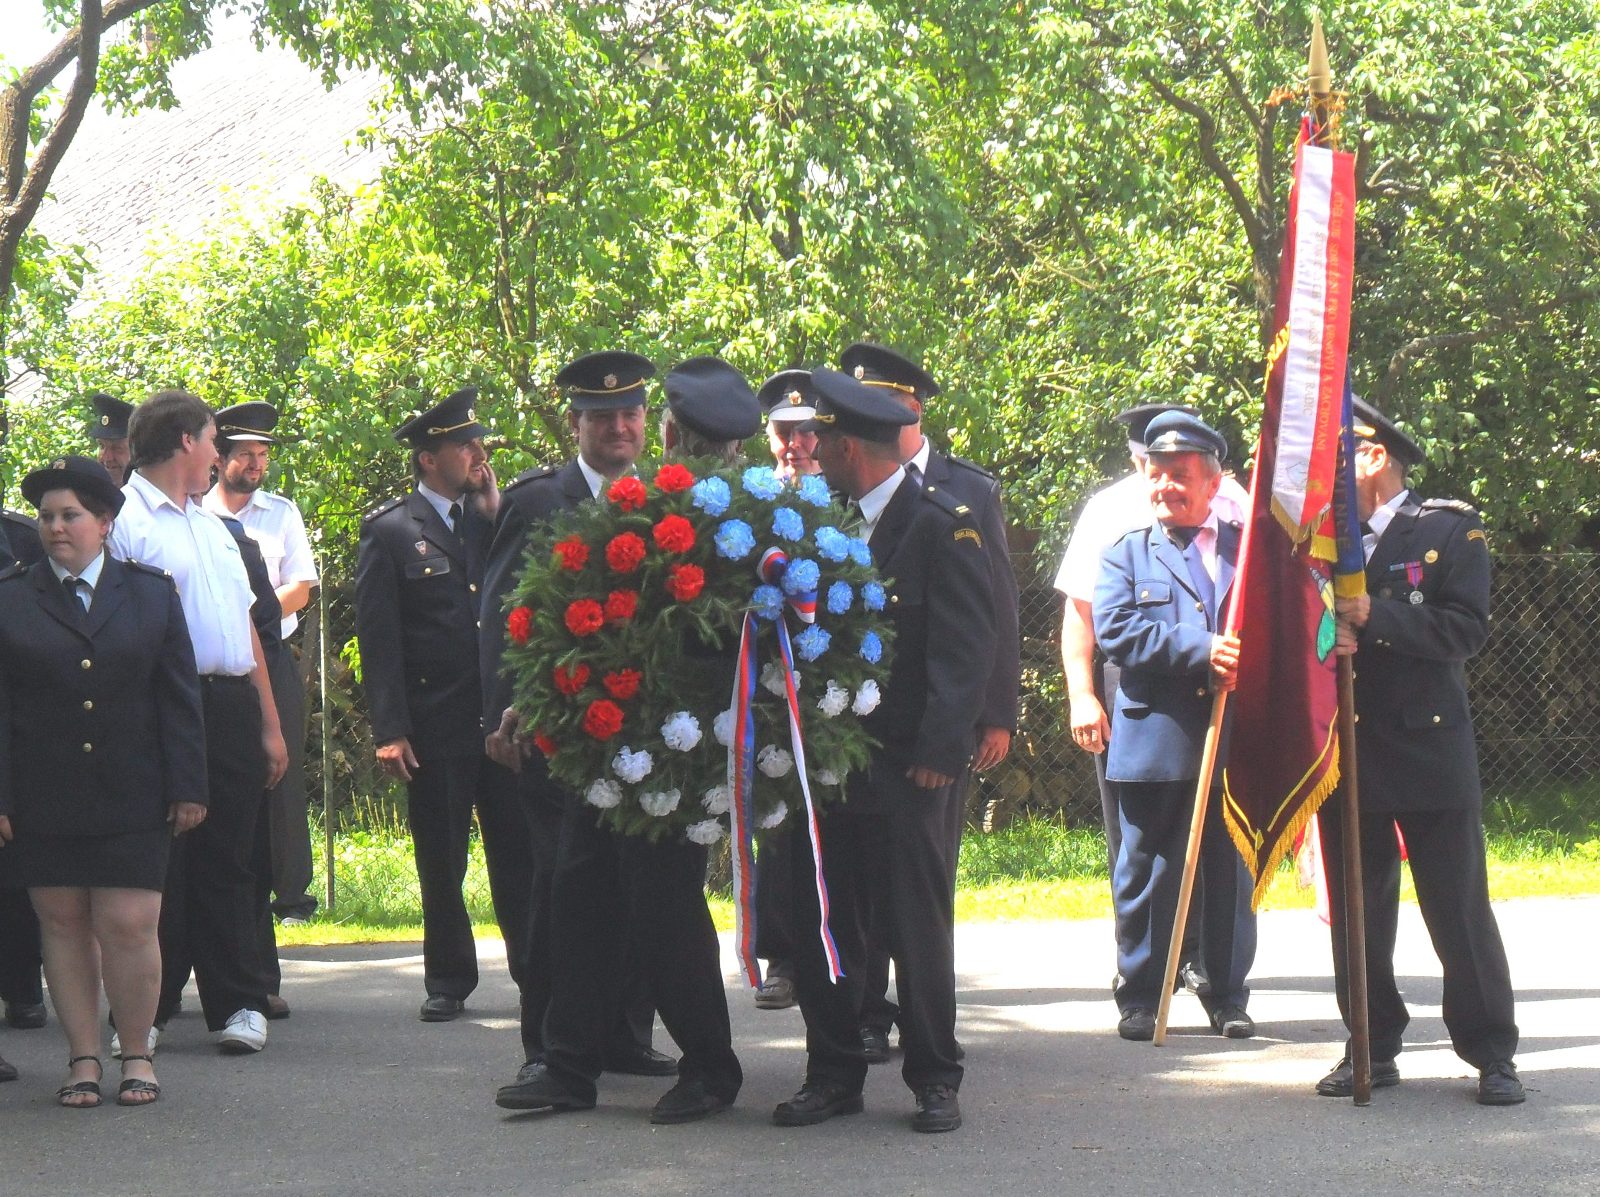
[484,351,672,1106]
[500,357,757,1125]
[86,392,136,486]
[1314,400,1523,1105]
[775,368,994,1134]
[1092,410,1255,1042]
[355,388,535,1024]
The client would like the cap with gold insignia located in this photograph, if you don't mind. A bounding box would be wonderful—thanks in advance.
[1114,403,1201,453]
[21,454,125,515]
[393,387,488,446]
[215,401,279,445]
[757,369,816,424]
[87,392,135,441]
[1352,397,1424,468]
[838,342,940,401]
[554,351,655,412]
[802,367,918,443]
[1143,410,1228,462]
[664,356,763,441]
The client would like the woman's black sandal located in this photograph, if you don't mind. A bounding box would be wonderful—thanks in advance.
[117,1054,160,1106]
[56,1055,103,1108]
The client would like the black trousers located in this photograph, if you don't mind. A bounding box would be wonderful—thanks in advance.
[754,826,796,976]
[405,752,532,1002]
[792,773,962,1095]
[158,675,270,1030]
[542,801,740,1104]
[1319,798,1518,1069]
[264,642,315,919]
[0,889,43,1005]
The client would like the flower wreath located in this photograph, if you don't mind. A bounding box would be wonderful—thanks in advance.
[502,458,894,844]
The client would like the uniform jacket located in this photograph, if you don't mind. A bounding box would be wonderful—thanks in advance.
[1093,520,1239,783]
[1,511,44,568]
[0,554,207,834]
[923,453,1020,733]
[1354,494,1491,812]
[355,489,493,759]
[849,474,996,804]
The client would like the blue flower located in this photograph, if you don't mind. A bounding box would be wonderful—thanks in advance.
[771,507,805,542]
[859,630,883,664]
[862,582,886,612]
[813,525,850,562]
[781,557,820,596]
[741,466,783,501]
[714,519,756,560]
[826,581,853,615]
[848,537,872,566]
[795,624,832,662]
[691,476,731,516]
[751,585,785,621]
[796,474,832,508]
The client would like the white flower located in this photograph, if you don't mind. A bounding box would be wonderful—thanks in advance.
[852,679,882,716]
[585,779,623,809]
[816,680,850,718]
[701,784,732,816]
[639,788,682,817]
[814,768,842,787]
[759,801,789,829]
[760,661,800,697]
[611,746,654,784]
[660,711,703,752]
[713,709,735,747]
[686,819,726,845]
[757,745,794,778]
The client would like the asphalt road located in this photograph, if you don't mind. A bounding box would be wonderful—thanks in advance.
[3,895,1596,1196]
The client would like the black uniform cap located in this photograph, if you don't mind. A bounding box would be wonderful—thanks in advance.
[21,454,125,515]
[1352,397,1425,468]
[802,367,918,444]
[215,401,279,444]
[838,342,940,401]
[393,387,487,446]
[554,351,655,412]
[88,392,135,441]
[664,356,763,442]
[1143,410,1228,463]
[757,369,816,423]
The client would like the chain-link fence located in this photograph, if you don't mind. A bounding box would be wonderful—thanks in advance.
[301,549,1600,911]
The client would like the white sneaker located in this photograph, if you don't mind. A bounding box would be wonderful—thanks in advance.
[217,1008,268,1053]
[110,1025,161,1060]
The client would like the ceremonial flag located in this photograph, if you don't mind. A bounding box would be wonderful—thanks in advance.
[1221,117,1358,906]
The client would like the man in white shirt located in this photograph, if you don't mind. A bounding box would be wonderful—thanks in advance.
[110,390,288,1055]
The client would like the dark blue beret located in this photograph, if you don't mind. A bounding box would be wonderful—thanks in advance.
[664,356,762,441]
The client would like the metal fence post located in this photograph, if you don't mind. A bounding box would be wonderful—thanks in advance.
[318,554,336,913]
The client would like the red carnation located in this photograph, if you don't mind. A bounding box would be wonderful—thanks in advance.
[607,476,648,511]
[654,463,695,494]
[665,563,705,602]
[603,669,642,700]
[506,606,534,645]
[582,699,625,740]
[533,732,557,757]
[605,531,647,573]
[554,535,590,571]
[564,598,605,637]
[652,514,696,554]
[604,590,639,624]
[553,662,590,695]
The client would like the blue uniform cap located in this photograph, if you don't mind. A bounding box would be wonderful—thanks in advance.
[554,351,655,412]
[757,369,816,423]
[663,356,763,441]
[838,342,940,401]
[393,387,487,446]
[802,367,918,443]
[1143,410,1228,462]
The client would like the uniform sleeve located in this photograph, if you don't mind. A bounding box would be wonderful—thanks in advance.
[278,503,319,585]
[480,499,531,733]
[0,614,14,818]
[354,520,413,745]
[976,480,1020,731]
[1092,539,1214,677]
[152,578,209,809]
[1361,513,1491,662]
[912,518,997,776]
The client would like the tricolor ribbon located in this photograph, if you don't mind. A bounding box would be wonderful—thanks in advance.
[758,546,816,624]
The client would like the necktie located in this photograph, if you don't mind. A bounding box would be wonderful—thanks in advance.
[62,575,88,615]
[447,501,463,535]
[905,461,924,489]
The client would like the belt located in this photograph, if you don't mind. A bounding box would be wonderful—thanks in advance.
[200,673,252,686]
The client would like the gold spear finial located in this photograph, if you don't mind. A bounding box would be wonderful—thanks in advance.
[1309,17,1331,96]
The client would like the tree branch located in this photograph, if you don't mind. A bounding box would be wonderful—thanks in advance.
[1143,72,1267,249]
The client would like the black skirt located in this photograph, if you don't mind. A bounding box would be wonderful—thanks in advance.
[0,826,171,891]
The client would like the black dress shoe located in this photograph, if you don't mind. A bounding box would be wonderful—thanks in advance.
[651,1078,734,1124]
[1117,1008,1155,1041]
[603,1044,679,1076]
[912,1084,962,1133]
[4,1001,47,1030]
[494,1062,597,1111]
[860,1026,890,1064]
[1315,1055,1400,1097]
[418,995,465,1022]
[0,1053,16,1083]
[1210,1005,1255,1039]
[1178,962,1212,999]
[265,994,291,1021]
[773,1080,865,1126]
[1477,1060,1526,1106]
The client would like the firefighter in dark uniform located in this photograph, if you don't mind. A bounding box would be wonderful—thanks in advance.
[354,388,534,1022]
[836,342,1020,1063]
[775,368,995,1134]
[87,392,136,486]
[484,352,672,1105]
[1316,399,1523,1106]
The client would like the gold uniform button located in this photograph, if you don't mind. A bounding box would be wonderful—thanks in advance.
[82,742,93,753]
[469,583,479,593]
[83,700,94,712]
[889,594,900,605]
[1432,715,1441,724]
[423,567,433,575]
[1196,688,1207,697]
[81,659,92,670]
[1195,602,1205,613]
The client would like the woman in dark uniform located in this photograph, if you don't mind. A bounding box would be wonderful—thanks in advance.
[0,457,206,1107]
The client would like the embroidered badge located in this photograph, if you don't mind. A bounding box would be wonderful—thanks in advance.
[954,527,983,548]
[1466,529,1487,544]
[603,373,618,389]
[415,540,428,555]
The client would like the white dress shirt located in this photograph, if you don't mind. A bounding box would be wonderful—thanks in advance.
[202,485,319,639]
[855,466,907,544]
[49,549,107,609]
[576,456,609,501]
[1363,488,1410,563]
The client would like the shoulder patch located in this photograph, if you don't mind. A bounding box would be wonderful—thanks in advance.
[0,562,26,583]
[1421,497,1477,517]
[2,509,38,528]
[123,560,172,579]
[954,526,984,549]
[920,484,970,521]
[1466,528,1488,544]
[503,465,559,496]
[941,452,996,482]
[363,496,404,523]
